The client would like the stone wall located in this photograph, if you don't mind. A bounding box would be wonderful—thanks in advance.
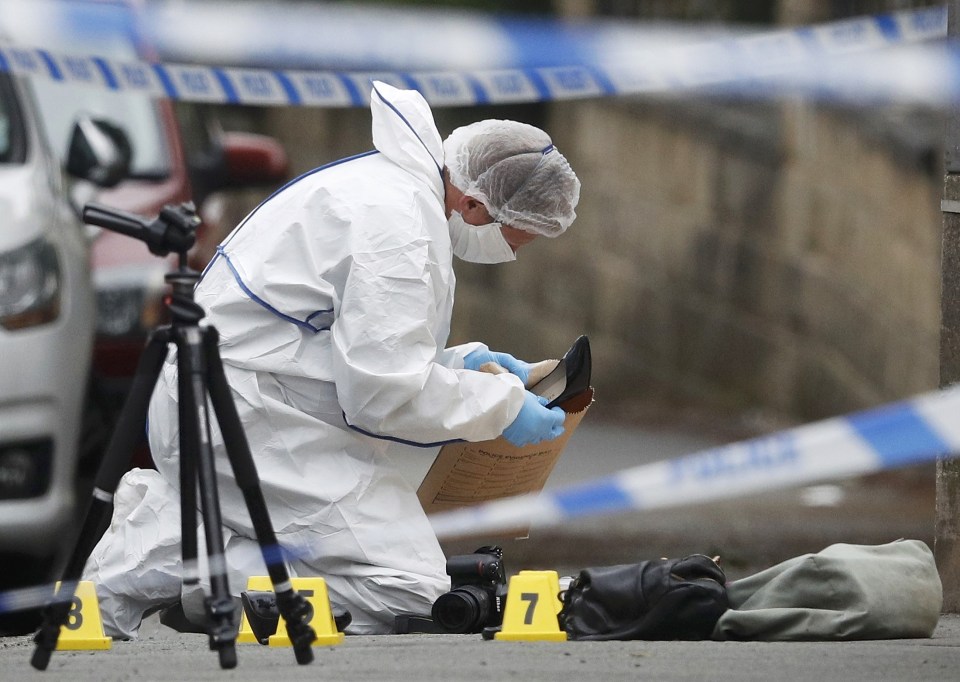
[235,95,944,425]
[452,97,944,424]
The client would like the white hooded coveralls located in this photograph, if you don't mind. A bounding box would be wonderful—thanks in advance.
[83,82,527,637]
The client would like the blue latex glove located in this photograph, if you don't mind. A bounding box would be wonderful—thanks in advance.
[464,348,532,385]
[502,392,566,447]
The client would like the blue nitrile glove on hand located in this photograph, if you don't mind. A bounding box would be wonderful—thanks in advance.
[502,392,566,447]
[463,348,533,385]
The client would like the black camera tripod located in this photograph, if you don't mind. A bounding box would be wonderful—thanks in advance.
[31,202,316,670]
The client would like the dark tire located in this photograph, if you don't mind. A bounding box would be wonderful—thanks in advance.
[0,552,55,636]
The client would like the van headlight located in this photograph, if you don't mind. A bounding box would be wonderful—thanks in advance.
[0,237,61,330]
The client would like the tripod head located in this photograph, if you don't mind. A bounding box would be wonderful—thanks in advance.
[83,201,200,263]
[84,201,206,325]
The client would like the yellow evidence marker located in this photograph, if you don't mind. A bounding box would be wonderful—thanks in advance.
[269,577,344,647]
[494,570,567,642]
[55,581,111,650]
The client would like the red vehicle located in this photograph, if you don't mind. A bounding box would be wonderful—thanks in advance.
[30,87,289,470]
[97,104,288,469]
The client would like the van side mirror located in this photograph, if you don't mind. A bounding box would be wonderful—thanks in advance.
[65,116,132,188]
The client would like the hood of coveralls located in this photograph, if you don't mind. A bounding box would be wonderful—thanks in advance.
[369,81,445,205]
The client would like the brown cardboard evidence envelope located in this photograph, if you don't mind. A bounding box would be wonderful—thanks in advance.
[417,387,594,539]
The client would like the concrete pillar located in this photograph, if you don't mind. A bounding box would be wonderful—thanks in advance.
[937,0,960,615]
[939,178,960,612]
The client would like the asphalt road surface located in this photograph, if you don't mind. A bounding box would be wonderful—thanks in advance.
[2,614,958,681]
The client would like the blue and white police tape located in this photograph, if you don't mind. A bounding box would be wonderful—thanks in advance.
[1,0,947,74]
[88,1,952,74]
[0,584,61,616]
[0,6,953,108]
[428,385,960,540]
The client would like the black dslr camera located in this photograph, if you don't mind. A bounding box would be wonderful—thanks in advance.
[431,546,507,634]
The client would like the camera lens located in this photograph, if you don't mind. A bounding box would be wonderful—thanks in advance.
[445,554,502,581]
[431,585,491,634]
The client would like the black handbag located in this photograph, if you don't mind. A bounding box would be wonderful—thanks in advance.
[558,554,729,641]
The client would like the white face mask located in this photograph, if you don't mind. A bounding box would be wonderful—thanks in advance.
[448,211,517,264]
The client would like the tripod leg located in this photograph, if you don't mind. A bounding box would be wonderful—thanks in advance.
[202,327,315,665]
[31,329,172,671]
[176,346,198,597]
[176,326,237,670]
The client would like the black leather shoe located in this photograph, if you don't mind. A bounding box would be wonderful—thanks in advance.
[530,335,591,408]
[240,590,352,643]
[240,591,278,644]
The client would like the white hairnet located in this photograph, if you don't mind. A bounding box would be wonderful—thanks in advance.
[443,120,581,237]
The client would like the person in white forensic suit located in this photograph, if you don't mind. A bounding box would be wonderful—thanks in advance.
[83,81,582,637]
